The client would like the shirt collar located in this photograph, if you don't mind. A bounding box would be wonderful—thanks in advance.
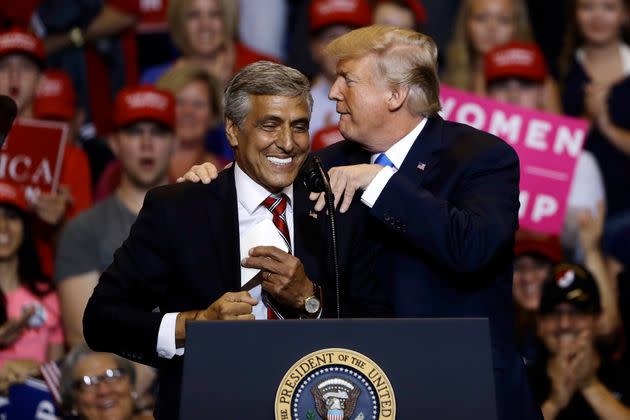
[234,162,294,215]
[371,118,428,168]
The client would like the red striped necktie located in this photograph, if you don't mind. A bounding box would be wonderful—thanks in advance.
[262,193,291,319]
[262,193,292,254]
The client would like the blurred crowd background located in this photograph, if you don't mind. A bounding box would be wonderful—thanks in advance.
[0,0,629,418]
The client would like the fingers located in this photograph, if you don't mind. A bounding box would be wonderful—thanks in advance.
[314,193,327,212]
[224,291,258,306]
[242,255,283,275]
[247,246,290,261]
[339,183,357,214]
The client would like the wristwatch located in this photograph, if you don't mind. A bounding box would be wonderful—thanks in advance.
[304,284,321,315]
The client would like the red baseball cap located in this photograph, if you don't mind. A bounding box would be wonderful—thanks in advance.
[0,182,28,213]
[484,42,548,84]
[514,230,563,263]
[0,28,45,68]
[310,0,373,33]
[33,69,76,121]
[375,0,427,24]
[113,86,175,130]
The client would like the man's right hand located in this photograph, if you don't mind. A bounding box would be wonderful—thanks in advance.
[196,291,258,321]
[176,162,221,184]
[175,292,258,346]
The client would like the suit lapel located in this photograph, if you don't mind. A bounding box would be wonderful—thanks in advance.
[206,167,241,292]
[397,116,446,183]
[293,179,326,285]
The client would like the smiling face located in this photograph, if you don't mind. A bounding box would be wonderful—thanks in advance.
[72,353,134,420]
[512,255,552,310]
[226,95,310,193]
[184,0,226,57]
[537,303,597,355]
[0,206,23,260]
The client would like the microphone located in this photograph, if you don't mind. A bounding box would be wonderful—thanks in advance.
[300,155,342,319]
[0,95,18,149]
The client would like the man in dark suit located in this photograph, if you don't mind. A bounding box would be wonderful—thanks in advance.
[82,61,388,420]
[312,26,542,420]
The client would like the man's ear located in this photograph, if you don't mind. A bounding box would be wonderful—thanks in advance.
[225,118,239,148]
[387,84,410,112]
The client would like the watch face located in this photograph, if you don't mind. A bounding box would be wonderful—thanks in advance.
[305,297,321,314]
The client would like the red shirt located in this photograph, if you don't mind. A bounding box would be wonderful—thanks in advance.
[137,0,169,33]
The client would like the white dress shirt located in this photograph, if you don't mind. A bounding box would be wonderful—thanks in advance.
[361,118,428,207]
[156,163,294,359]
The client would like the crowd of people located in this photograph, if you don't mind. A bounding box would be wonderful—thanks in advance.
[0,0,628,419]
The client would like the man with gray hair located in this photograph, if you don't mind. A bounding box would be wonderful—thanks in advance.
[83,61,388,419]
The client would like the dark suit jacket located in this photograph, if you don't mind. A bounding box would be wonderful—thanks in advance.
[318,116,542,420]
[83,166,389,419]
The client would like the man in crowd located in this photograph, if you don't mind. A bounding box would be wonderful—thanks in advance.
[531,263,630,419]
[83,61,388,419]
[56,84,176,413]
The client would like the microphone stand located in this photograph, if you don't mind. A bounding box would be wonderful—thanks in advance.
[302,156,341,319]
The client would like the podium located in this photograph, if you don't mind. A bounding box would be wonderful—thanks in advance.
[180,318,497,419]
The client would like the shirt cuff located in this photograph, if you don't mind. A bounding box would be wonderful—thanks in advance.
[361,167,396,208]
[156,312,185,358]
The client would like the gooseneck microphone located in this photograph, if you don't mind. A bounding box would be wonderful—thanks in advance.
[0,95,18,149]
[301,155,341,319]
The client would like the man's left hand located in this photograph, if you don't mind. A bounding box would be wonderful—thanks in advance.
[309,164,383,213]
[241,246,314,309]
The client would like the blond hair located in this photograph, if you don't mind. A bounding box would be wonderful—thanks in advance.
[167,0,239,56]
[156,63,223,120]
[443,0,533,91]
[324,25,441,117]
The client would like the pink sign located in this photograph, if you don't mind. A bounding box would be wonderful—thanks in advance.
[1,117,68,203]
[439,86,589,234]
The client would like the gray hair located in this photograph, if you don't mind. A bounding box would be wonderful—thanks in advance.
[59,344,136,416]
[223,61,313,127]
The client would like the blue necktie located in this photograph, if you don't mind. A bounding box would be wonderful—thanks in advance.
[375,153,395,169]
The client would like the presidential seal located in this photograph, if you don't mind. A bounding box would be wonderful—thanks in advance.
[275,348,396,420]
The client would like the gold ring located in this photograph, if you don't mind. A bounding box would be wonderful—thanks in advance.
[264,271,271,281]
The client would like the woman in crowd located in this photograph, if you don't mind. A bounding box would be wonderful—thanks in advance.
[443,0,533,94]
[60,344,150,420]
[141,0,275,87]
[156,63,228,178]
[0,182,64,392]
[560,0,630,264]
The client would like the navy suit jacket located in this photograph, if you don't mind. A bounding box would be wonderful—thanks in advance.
[318,116,542,420]
[83,166,389,419]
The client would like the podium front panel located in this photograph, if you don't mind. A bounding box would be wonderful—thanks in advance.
[180,318,497,419]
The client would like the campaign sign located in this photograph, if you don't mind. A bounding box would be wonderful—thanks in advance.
[1,118,68,204]
[8,378,59,419]
[440,86,589,234]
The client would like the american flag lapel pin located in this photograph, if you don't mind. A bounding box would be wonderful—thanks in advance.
[417,162,426,171]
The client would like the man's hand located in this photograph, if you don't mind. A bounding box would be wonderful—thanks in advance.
[573,344,600,390]
[546,353,578,412]
[196,291,258,321]
[241,246,314,309]
[309,164,384,213]
[31,186,72,226]
[175,291,258,346]
[176,162,221,184]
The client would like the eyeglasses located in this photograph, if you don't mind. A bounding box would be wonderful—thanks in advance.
[73,368,127,392]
